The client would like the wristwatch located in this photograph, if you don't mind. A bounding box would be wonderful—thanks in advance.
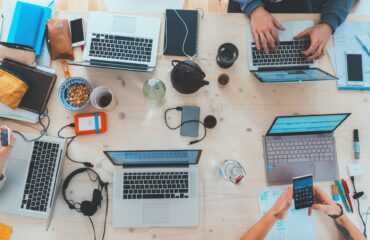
[328,203,344,219]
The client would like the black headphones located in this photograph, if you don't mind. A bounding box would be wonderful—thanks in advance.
[62,168,109,240]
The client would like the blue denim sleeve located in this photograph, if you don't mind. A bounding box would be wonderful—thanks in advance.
[320,0,355,32]
[233,0,264,16]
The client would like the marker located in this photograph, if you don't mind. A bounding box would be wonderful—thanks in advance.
[354,129,360,159]
[331,184,340,202]
[342,179,354,212]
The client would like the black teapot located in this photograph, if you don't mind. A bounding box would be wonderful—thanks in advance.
[170,60,209,94]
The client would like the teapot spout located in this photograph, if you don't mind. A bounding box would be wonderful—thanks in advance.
[201,80,210,87]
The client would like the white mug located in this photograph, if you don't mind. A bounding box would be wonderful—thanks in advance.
[90,86,117,110]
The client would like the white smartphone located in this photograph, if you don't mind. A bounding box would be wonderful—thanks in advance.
[346,51,364,86]
[70,18,85,47]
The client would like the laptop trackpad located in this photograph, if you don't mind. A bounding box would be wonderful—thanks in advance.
[143,203,169,224]
[290,163,314,178]
[112,16,137,34]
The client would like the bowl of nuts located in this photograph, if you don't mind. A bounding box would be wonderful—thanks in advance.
[58,77,92,111]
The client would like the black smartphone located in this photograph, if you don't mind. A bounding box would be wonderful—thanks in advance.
[70,18,85,47]
[1,128,10,147]
[293,174,313,210]
[180,106,200,137]
[346,53,363,85]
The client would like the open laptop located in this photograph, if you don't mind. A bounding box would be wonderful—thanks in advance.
[0,134,66,229]
[104,150,201,228]
[263,113,350,185]
[247,20,337,83]
[68,12,161,72]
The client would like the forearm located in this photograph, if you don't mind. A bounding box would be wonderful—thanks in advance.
[240,211,277,240]
[233,0,264,16]
[335,215,365,240]
[320,0,355,32]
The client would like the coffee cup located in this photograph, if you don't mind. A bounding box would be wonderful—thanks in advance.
[90,86,117,110]
[217,73,230,87]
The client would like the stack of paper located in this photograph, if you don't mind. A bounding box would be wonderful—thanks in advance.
[259,187,317,240]
[330,23,370,90]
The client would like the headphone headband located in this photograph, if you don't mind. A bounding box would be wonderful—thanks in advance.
[62,168,107,210]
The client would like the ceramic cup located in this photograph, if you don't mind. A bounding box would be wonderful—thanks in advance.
[90,86,117,110]
[217,73,230,87]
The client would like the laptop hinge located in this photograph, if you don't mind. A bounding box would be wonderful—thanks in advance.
[122,164,190,168]
[90,59,150,70]
[258,65,310,71]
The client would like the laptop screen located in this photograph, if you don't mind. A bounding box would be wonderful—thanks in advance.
[252,68,337,83]
[267,114,350,135]
[104,150,202,166]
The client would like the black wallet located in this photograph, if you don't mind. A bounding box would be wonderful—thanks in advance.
[1,58,57,114]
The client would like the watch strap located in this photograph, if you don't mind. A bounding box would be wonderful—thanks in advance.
[329,203,344,219]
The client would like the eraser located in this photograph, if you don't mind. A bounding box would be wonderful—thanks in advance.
[347,163,363,177]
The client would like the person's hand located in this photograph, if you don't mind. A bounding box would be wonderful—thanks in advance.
[308,185,342,216]
[0,126,15,163]
[294,23,332,61]
[250,6,285,54]
[269,186,293,220]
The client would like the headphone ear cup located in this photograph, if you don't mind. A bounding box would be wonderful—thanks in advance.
[92,189,103,207]
[80,201,98,216]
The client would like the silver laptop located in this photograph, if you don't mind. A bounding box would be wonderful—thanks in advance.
[263,113,350,185]
[0,134,66,228]
[69,12,161,72]
[104,150,201,228]
[247,20,337,83]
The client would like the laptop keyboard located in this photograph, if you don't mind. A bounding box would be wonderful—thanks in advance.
[123,172,189,200]
[266,137,335,164]
[252,40,313,67]
[21,141,60,212]
[89,33,153,63]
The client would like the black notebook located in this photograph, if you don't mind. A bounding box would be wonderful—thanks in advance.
[164,9,199,57]
[1,59,56,114]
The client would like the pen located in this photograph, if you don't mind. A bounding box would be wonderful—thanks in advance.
[335,180,351,212]
[342,179,354,212]
[354,129,360,159]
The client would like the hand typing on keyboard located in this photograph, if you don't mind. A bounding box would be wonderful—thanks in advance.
[250,6,285,54]
[294,23,333,61]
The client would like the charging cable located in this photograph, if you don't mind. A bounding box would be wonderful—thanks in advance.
[350,176,367,237]
[13,109,50,142]
[57,123,93,168]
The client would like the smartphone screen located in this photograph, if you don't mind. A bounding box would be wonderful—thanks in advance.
[346,54,363,82]
[293,174,313,210]
[70,18,85,44]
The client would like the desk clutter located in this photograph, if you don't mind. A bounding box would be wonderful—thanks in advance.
[0,1,369,240]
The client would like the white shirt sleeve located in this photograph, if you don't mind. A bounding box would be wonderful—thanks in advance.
[0,173,6,191]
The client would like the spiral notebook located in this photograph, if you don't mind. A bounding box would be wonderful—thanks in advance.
[164,9,199,57]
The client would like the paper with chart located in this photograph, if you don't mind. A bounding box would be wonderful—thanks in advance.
[333,23,370,90]
[259,187,317,240]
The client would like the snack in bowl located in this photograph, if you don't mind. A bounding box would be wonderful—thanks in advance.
[58,77,92,111]
[67,84,90,108]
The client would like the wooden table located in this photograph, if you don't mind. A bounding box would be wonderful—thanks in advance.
[1,12,370,240]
